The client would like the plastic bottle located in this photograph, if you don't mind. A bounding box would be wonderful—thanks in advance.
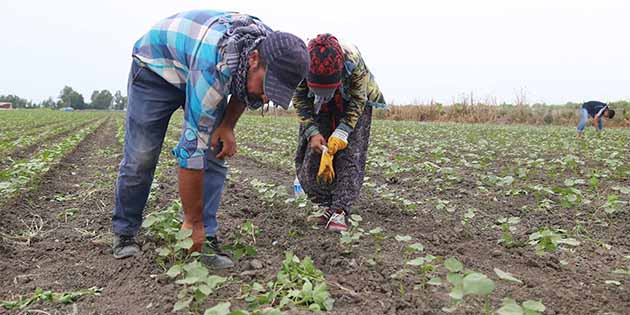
[293,176,305,198]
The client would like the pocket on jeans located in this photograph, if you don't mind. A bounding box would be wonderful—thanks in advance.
[130,61,146,83]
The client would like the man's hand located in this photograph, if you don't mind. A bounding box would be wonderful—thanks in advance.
[210,96,247,160]
[211,124,236,159]
[309,134,326,154]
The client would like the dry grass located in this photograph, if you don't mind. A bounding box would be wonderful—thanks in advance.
[262,101,630,127]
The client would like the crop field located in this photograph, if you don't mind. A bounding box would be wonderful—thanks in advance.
[1,109,629,315]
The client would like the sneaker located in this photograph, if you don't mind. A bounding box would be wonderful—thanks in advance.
[201,236,234,269]
[308,208,337,226]
[325,210,348,232]
[112,234,140,259]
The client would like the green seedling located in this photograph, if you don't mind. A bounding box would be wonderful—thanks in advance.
[443,257,495,314]
[340,214,365,252]
[528,227,579,255]
[407,254,438,289]
[203,301,285,315]
[225,221,260,261]
[168,260,227,313]
[496,217,523,248]
[368,227,386,259]
[247,251,334,312]
[1,287,102,310]
[601,194,628,215]
[496,297,546,315]
[57,207,79,222]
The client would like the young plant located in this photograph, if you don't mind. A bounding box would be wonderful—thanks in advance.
[601,194,628,215]
[368,227,386,263]
[406,254,439,289]
[247,252,334,312]
[1,287,102,310]
[340,214,365,252]
[224,221,260,261]
[443,257,495,314]
[168,260,228,313]
[496,297,546,315]
[528,227,579,255]
[496,217,523,248]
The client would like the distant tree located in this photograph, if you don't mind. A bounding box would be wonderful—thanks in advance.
[39,97,56,108]
[90,90,114,110]
[112,90,128,110]
[59,86,86,109]
[0,94,33,108]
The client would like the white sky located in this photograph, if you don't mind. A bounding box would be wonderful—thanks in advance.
[1,0,629,105]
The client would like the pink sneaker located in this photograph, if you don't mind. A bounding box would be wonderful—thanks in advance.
[325,210,348,232]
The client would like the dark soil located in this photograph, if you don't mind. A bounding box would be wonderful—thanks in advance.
[0,118,628,315]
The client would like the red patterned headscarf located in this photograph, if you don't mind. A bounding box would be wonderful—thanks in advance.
[307,34,344,89]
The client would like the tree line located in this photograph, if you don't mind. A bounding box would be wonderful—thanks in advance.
[0,86,127,110]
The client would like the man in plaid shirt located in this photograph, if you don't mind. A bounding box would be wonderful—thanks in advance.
[112,10,308,269]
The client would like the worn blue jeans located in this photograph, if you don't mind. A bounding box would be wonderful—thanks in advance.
[112,60,227,238]
[577,108,602,133]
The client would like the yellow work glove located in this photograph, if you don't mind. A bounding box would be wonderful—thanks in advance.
[317,129,349,183]
[317,146,335,183]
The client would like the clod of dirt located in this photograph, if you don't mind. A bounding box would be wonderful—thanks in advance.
[248,259,264,270]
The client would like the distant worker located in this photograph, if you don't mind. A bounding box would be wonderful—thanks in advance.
[576,101,615,137]
[293,34,386,232]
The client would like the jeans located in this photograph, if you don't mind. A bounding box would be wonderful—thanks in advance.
[576,108,602,133]
[112,60,227,238]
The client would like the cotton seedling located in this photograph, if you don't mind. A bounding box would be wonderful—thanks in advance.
[224,221,260,261]
[203,302,284,315]
[246,252,334,312]
[406,254,439,290]
[340,214,365,252]
[442,257,496,314]
[167,260,228,313]
[461,208,476,226]
[1,287,102,310]
[496,297,546,315]
[249,178,289,206]
[57,208,79,223]
[496,217,523,248]
[368,227,386,260]
[528,227,580,255]
[601,194,628,215]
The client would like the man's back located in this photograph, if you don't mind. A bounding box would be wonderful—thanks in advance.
[582,101,608,117]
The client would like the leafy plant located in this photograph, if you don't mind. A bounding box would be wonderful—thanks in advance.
[443,257,495,313]
[528,227,579,255]
[601,194,628,215]
[224,221,260,261]
[496,297,546,315]
[168,260,228,312]
[340,214,365,251]
[407,254,439,289]
[1,287,102,310]
[203,302,284,315]
[497,217,523,248]
[246,252,334,312]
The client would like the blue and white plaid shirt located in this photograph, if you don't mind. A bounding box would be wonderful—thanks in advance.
[132,10,267,168]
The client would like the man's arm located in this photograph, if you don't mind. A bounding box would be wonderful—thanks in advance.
[593,114,602,131]
[211,96,247,159]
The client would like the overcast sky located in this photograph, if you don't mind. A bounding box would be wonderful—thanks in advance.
[1,0,629,105]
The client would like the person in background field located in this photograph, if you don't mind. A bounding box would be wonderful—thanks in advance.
[111,10,309,269]
[576,100,615,138]
[293,34,386,232]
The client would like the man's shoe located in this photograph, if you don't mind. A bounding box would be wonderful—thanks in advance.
[113,234,140,259]
[201,236,234,269]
